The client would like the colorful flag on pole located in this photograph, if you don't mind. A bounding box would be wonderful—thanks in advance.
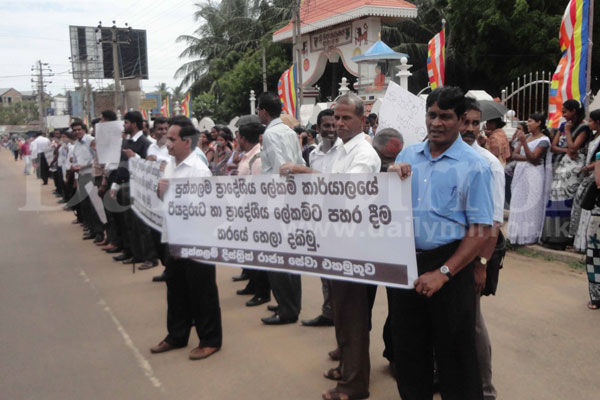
[427,26,445,90]
[160,96,170,117]
[140,108,148,120]
[277,65,298,117]
[548,0,590,128]
[180,92,191,118]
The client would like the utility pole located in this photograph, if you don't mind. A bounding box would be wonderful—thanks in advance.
[262,47,268,92]
[97,21,132,114]
[31,60,53,132]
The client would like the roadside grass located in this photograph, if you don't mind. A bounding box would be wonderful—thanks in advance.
[508,245,586,271]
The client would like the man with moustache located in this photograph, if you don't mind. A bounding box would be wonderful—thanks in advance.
[281,95,380,400]
[388,86,493,400]
[459,98,505,400]
[150,116,222,361]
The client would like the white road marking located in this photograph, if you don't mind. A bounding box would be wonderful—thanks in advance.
[79,269,164,392]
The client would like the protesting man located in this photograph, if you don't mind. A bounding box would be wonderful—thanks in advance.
[281,94,381,400]
[388,86,493,400]
[258,91,305,325]
[460,98,506,400]
[151,116,222,361]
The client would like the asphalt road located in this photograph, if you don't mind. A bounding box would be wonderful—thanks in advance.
[0,150,598,400]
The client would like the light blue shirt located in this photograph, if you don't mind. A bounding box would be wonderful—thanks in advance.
[395,135,493,250]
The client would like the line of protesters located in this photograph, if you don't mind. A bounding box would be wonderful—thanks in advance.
[12,87,599,400]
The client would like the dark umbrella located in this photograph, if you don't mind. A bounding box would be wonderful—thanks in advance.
[479,100,508,121]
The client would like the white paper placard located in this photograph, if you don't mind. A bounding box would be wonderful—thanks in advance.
[378,81,428,147]
[95,121,123,166]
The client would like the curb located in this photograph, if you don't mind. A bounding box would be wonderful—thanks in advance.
[510,244,585,265]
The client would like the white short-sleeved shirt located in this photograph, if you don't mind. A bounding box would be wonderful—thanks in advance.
[261,118,305,174]
[309,137,344,173]
[472,141,505,224]
[331,133,381,174]
[161,151,212,243]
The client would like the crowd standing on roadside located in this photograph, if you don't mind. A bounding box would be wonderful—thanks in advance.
[3,86,600,400]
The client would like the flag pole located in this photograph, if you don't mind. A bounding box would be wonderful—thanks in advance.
[442,18,447,86]
[585,0,594,115]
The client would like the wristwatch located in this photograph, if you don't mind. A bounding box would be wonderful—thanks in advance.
[440,265,453,279]
[478,256,488,265]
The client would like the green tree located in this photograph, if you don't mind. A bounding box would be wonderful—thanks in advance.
[0,101,39,125]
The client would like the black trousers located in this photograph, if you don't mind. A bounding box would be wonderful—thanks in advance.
[78,173,103,236]
[268,271,301,320]
[39,154,49,184]
[164,258,222,349]
[388,240,482,400]
[245,270,271,298]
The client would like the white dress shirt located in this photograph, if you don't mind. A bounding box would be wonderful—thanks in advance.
[147,142,171,163]
[30,136,50,159]
[162,151,212,243]
[309,137,344,172]
[472,141,505,224]
[331,133,381,174]
[261,118,305,174]
[73,134,95,174]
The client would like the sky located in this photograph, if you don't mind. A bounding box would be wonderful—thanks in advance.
[0,0,200,96]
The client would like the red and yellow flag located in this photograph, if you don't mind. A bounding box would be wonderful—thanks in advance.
[278,65,298,118]
[427,26,445,90]
[160,96,170,117]
[548,0,590,128]
[180,92,191,118]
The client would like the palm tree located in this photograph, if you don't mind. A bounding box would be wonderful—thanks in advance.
[154,82,170,99]
[174,0,293,90]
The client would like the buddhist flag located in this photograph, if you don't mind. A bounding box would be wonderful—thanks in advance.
[427,26,445,89]
[140,108,148,120]
[161,96,170,117]
[548,0,590,128]
[278,65,298,118]
[181,92,191,118]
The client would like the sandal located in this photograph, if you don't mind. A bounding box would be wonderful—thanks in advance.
[587,301,599,310]
[322,388,369,400]
[323,367,342,381]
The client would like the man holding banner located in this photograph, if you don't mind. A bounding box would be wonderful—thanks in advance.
[388,86,493,400]
[281,94,381,400]
[151,116,222,361]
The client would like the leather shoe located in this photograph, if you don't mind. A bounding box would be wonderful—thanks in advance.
[152,271,167,282]
[150,340,182,354]
[122,257,142,264]
[246,296,270,307]
[236,286,254,295]
[138,260,158,270]
[93,234,105,244]
[232,273,250,282]
[82,234,95,240]
[189,346,220,360]
[261,313,297,325]
[113,253,131,262]
[267,304,279,312]
[301,315,334,327]
[106,247,122,254]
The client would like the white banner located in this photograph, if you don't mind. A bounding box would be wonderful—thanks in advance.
[84,181,107,225]
[95,121,123,166]
[128,158,164,231]
[378,81,428,147]
[164,173,418,288]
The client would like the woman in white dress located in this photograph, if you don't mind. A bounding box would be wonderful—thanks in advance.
[507,113,552,245]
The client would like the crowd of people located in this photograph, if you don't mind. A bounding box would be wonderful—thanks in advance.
[3,87,599,399]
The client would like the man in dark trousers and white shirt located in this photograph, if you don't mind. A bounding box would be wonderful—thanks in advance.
[151,116,222,360]
[257,92,305,325]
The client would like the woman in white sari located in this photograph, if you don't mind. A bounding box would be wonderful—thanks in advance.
[507,113,552,245]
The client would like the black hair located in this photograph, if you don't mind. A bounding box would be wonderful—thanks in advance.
[257,92,282,118]
[529,112,549,136]
[367,113,378,122]
[293,125,306,135]
[239,122,265,144]
[124,111,144,130]
[486,117,506,129]
[317,109,334,126]
[70,121,88,132]
[168,116,199,149]
[590,109,600,123]
[219,126,234,142]
[426,86,466,118]
[153,116,168,126]
[464,97,481,113]
[101,110,117,121]
[563,99,586,124]
[306,128,318,139]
